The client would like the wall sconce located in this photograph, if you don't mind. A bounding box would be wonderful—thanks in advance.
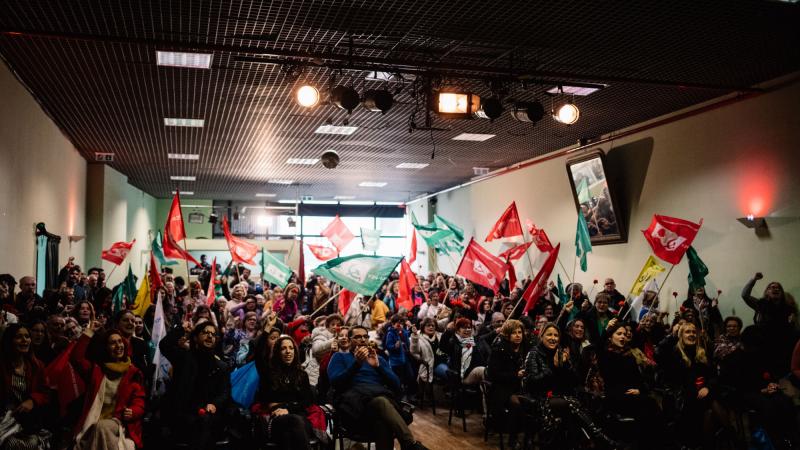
[737,215,769,237]
[68,235,85,243]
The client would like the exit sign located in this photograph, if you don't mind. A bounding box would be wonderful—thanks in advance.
[95,152,114,162]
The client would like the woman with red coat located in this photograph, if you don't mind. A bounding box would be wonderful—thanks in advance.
[0,323,50,450]
[70,324,146,450]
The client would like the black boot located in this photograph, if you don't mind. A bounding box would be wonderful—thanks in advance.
[566,399,622,449]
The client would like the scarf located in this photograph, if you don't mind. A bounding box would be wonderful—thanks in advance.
[103,359,131,376]
[456,334,475,378]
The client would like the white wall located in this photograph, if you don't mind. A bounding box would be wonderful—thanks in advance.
[425,80,800,322]
[0,61,87,280]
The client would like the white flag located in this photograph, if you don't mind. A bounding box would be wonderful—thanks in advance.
[630,278,659,321]
[150,292,171,396]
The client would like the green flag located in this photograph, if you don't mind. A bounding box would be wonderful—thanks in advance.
[360,228,382,252]
[557,274,567,304]
[151,231,178,266]
[434,215,465,242]
[313,254,402,296]
[412,213,465,253]
[686,246,709,290]
[260,248,292,289]
[577,178,591,204]
[112,266,138,314]
[575,213,592,272]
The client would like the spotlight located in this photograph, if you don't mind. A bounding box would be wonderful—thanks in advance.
[295,85,320,108]
[208,212,218,224]
[553,102,580,124]
[321,150,340,169]
[330,85,360,113]
[287,217,297,227]
[435,92,480,119]
[362,90,394,114]
[511,101,545,123]
[474,97,503,121]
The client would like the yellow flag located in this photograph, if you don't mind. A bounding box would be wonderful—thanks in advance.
[629,255,666,296]
[130,276,151,317]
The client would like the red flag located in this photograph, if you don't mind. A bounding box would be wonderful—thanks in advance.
[206,257,217,305]
[321,215,354,252]
[522,244,561,313]
[485,201,524,242]
[409,230,418,264]
[297,238,305,286]
[642,215,703,265]
[456,238,508,292]
[101,239,136,265]
[166,191,186,242]
[149,251,163,301]
[498,241,533,261]
[506,260,517,290]
[162,226,201,266]
[396,259,418,311]
[338,288,356,316]
[307,243,338,261]
[526,219,554,252]
[222,216,259,265]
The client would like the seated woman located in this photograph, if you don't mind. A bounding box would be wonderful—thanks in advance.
[655,321,720,448]
[486,319,529,448]
[70,325,145,450]
[524,323,616,448]
[409,318,444,385]
[252,336,320,449]
[598,320,663,448]
[438,317,485,385]
[159,322,231,450]
[0,324,50,450]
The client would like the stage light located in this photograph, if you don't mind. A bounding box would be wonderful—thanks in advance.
[553,102,580,124]
[362,89,394,114]
[295,85,320,107]
[435,92,480,118]
[511,101,545,123]
[331,85,360,113]
[474,97,503,121]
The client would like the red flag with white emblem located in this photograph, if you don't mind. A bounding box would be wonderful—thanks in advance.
[485,201,524,242]
[166,191,186,242]
[498,241,533,261]
[525,219,554,252]
[222,216,259,265]
[456,238,508,292]
[307,243,338,261]
[642,215,703,265]
[396,258,418,311]
[321,215,355,252]
[162,227,201,266]
[101,239,136,265]
[522,244,561,313]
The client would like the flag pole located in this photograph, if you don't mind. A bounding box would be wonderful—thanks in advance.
[654,264,675,303]
[308,289,346,318]
[556,258,573,284]
[107,264,119,284]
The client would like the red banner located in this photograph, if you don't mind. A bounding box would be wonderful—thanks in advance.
[397,258,418,311]
[307,243,338,261]
[526,219,554,252]
[456,238,508,292]
[101,239,135,265]
[321,215,354,252]
[498,241,533,261]
[522,244,561,313]
[166,192,186,242]
[642,215,702,265]
[222,216,259,265]
[485,201,524,242]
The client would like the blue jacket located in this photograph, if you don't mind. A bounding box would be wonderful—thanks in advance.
[327,351,402,392]
[385,327,410,367]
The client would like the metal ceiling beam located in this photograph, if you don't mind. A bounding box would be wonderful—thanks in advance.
[0,29,764,92]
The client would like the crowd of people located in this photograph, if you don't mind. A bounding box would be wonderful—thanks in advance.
[1,255,798,450]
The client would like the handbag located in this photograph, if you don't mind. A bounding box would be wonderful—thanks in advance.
[230,361,260,408]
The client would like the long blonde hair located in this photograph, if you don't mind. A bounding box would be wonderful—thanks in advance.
[676,322,707,366]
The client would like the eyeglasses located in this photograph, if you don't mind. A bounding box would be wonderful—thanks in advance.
[351,334,368,340]
[199,330,216,336]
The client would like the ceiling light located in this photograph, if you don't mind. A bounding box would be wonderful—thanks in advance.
[396,163,429,169]
[376,201,404,206]
[156,51,212,69]
[511,101,546,123]
[314,125,358,135]
[170,176,196,181]
[255,193,276,198]
[359,181,387,188]
[362,90,394,114]
[295,85,320,108]
[474,97,503,121]
[286,158,319,165]
[164,118,204,127]
[268,179,294,185]
[168,153,200,160]
[546,85,604,96]
[172,191,194,195]
[473,167,490,176]
[277,199,300,204]
[553,102,580,124]
[452,133,495,142]
[435,92,480,118]
[304,200,338,205]
[330,85,360,113]
[334,195,356,200]
[340,200,376,205]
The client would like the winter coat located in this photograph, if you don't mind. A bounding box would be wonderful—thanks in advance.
[440,329,485,380]
[409,331,442,382]
[655,335,715,400]
[310,327,335,362]
[524,343,577,398]
[598,347,644,402]
[486,336,528,413]
[385,327,410,367]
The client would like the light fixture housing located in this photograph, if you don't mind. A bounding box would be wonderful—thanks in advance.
[359,181,387,188]
[156,51,212,69]
[511,101,546,123]
[546,85,605,96]
[330,85,360,113]
[172,190,194,195]
[435,92,481,119]
[362,89,394,114]
[295,85,320,107]
[334,195,356,200]
[553,102,580,124]
[737,216,769,236]
[168,153,200,160]
[255,193,276,198]
[170,176,196,181]
[396,162,429,169]
[286,158,319,165]
[314,125,358,135]
[474,97,503,121]
[268,179,294,185]
[452,133,496,142]
[164,118,204,127]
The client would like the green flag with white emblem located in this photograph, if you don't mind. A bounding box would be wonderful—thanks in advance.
[313,254,402,296]
[260,248,292,289]
[575,213,592,272]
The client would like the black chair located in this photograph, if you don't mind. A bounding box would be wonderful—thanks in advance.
[446,369,481,432]
[416,361,443,415]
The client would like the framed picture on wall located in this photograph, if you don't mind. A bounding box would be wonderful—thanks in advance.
[566,150,627,245]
